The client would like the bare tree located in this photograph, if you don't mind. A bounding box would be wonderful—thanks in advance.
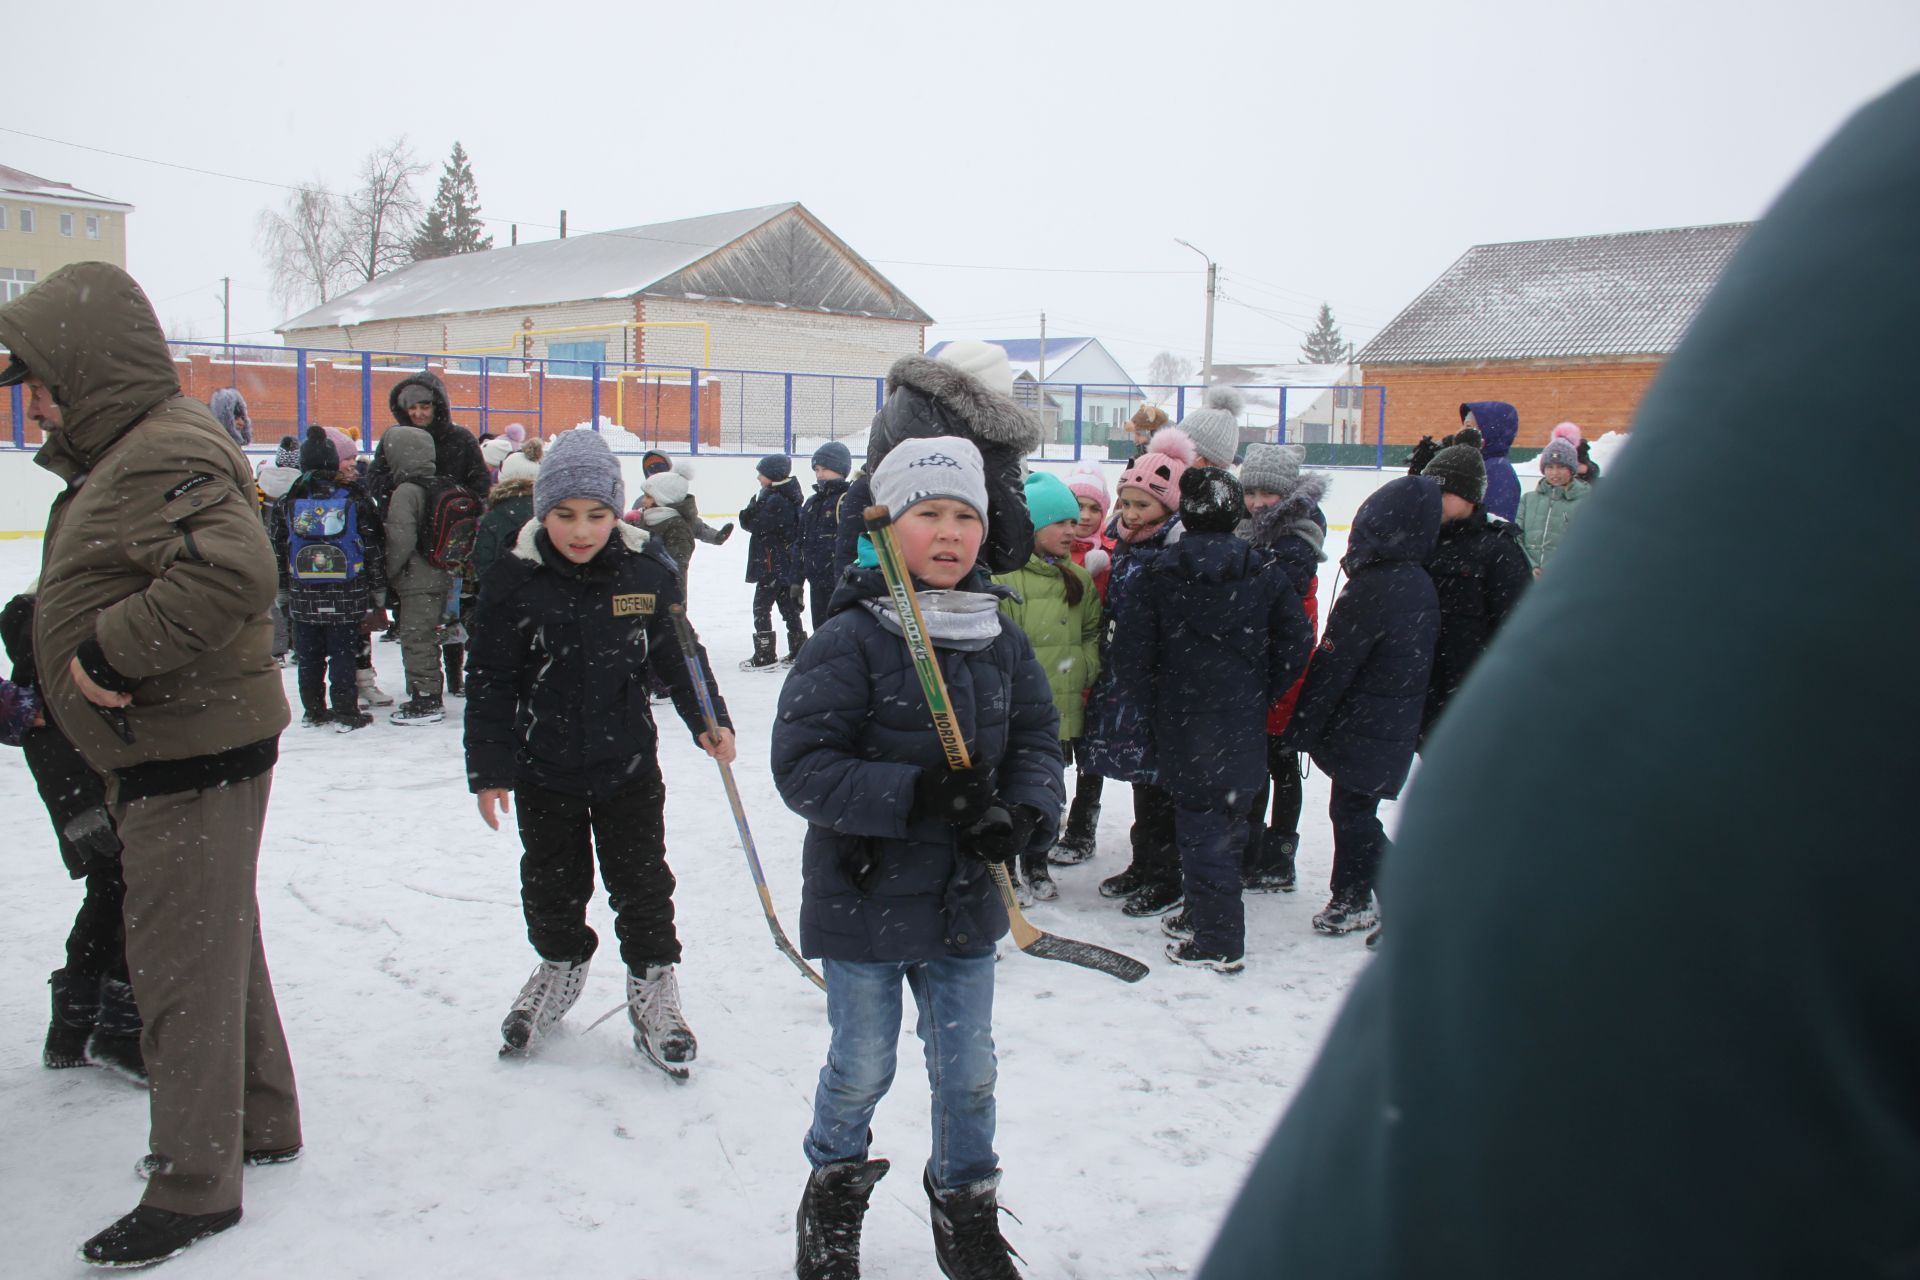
[1146,351,1194,396]
[256,181,348,315]
[337,138,427,285]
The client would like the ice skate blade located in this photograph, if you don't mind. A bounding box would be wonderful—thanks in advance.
[635,1034,693,1081]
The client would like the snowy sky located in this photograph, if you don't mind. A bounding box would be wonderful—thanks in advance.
[7,0,1916,378]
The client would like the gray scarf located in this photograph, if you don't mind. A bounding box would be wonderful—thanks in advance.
[863,588,1004,652]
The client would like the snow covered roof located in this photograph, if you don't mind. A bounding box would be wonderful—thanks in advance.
[1210,362,1350,388]
[0,163,132,211]
[1359,223,1751,364]
[927,336,1098,382]
[280,202,931,332]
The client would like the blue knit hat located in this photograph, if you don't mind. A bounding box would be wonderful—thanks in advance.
[1024,471,1081,530]
[757,454,793,481]
[810,440,852,476]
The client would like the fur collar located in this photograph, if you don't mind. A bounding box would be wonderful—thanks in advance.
[510,516,650,564]
[885,355,1044,454]
[489,477,534,503]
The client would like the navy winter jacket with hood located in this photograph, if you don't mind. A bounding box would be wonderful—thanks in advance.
[770,567,1063,963]
[1115,532,1314,799]
[832,355,1045,580]
[1462,400,1521,522]
[1281,476,1441,799]
[1082,514,1183,783]
[799,474,850,586]
[740,475,805,586]
[368,371,490,508]
[464,519,730,799]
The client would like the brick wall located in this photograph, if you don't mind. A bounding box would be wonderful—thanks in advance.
[1363,357,1661,447]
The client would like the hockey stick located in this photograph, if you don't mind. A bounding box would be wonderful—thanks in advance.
[862,507,1149,984]
[668,605,826,992]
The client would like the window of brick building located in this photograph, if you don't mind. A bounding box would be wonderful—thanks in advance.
[86,215,101,240]
[18,208,34,233]
[60,212,74,237]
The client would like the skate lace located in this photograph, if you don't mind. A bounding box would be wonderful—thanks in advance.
[515,962,585,1033]
[638,969,687,1034]
[950,1203,1025,1273]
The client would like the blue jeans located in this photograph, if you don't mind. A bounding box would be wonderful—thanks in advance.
[804,952,999,1192]
[1175,794,1252,958]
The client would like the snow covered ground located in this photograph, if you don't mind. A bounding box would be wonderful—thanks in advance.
[0,515,1387,1278]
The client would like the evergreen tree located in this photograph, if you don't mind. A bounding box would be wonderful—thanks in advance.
[411,142,494,260]
[1300,302,1347,364]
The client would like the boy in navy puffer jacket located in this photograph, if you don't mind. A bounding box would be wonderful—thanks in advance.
[1116,468,1314,971]
[1280,475,1442,938]
[772,435,1062,1280]
[739,453,807,668]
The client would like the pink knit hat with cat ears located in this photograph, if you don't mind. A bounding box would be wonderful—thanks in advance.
[1066,463,1110,523]
[1115,427,1196,512]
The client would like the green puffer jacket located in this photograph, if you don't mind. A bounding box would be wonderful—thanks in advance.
[993,553,1102,740]
[1515,476,1590,571]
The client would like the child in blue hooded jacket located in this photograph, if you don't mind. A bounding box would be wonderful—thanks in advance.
[771,435,1063,1280]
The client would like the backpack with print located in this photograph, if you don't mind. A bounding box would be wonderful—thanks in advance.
[416,477,484,572]
[287,492,364,582]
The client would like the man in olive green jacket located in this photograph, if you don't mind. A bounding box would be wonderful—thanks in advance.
[1,262,301,1269]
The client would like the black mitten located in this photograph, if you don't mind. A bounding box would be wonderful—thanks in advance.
[913,768,994,827]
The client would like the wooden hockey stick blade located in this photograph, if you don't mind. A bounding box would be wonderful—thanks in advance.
[989,863,1148,982]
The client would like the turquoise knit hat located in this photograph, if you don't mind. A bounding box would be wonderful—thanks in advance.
[1024,470,1081,530]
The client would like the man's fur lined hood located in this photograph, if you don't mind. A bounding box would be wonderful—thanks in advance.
[868,354,1044,464]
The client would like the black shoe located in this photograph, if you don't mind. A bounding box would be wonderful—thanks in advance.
[390,696,446,726]
[300,708,333,728]
[1097,867,1145,899]
[783,629,808,665]
[45,969,99,1070]
[1312,896,1379,936]
[80,1205,241,1268]
[1161,909,1194,941]
[739,630,779,671]
[1121,881,1183,917]
[796,1157,890,1280]
[1243,831,1298,893]
[137,1145,301,1181]
[926,1169,1021,1280]
[88,977,147,1084]
[1165,938,1246,974]
[1049,800,1100,865]
[1021,855,1057,903]
[332,709,374,732]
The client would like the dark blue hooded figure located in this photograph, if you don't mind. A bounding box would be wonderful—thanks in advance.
[1461,401,1520,522]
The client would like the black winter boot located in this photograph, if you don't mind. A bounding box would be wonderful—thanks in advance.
[45,968,98,1069]
[88,976,147,1084]
[390,695,447,725]
[443,643,465,696]
[740,630,779,671]
[1244,830,1298,893]
[80,1205,241,1268]
[1019,850,1057,902]
[926,1170,1020,1279]
[795,1157,890,1280]
[1050,796,1100,865]
[784,627,808,665]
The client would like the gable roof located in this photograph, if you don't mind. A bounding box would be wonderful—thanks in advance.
[1359,223,1751,364]
[280,202,930,332]
[926,336,1139,389]
[0,163,132,211]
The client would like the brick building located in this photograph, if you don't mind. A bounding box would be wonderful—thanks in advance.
[0,164,133,301]
[277,202,932,447]
[1360,223,1750,452]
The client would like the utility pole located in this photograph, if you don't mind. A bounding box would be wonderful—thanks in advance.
[1037,311,1047,386]
[559,210,568,239]
[220,277,230,345]
[1174,239,1216,387]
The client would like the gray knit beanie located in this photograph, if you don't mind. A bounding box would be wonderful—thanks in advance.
[1424,443,1488,504]
[871,436,989,526]
[811,439,853,476]
[1539,437,1580,474]
[1176,386,1246,467]
[1240,442,1306,495]
[534,428,626,520]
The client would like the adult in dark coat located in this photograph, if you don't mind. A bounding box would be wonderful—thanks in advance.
[739,456,807,663]
[367,370,489,507]
[1418,443,1531,745]
[1460,399,1520,521]
[1280,475,1440,933]
[831,354,1045,580]
[1198,73,1920,1280]
[798,440,852,629]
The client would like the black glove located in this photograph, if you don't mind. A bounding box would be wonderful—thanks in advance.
[958,803,1042,865]
[913,768,994,828]
[61,806,123,861]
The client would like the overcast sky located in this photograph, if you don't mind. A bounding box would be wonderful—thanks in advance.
[8,0,1916,379]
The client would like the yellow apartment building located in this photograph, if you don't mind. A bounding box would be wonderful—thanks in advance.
[0,164,133,301]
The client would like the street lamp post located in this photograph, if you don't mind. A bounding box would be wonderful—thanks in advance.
[1174,238,1217,388]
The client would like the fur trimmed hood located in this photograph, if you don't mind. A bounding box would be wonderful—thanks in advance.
[510,513,651,564]
[1245,476,1330,558]
[869,354,1044,464]
[489,476,534,504]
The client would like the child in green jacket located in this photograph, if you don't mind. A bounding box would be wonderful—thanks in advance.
[1517,435,1592,574]
[994,471,1102,903]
